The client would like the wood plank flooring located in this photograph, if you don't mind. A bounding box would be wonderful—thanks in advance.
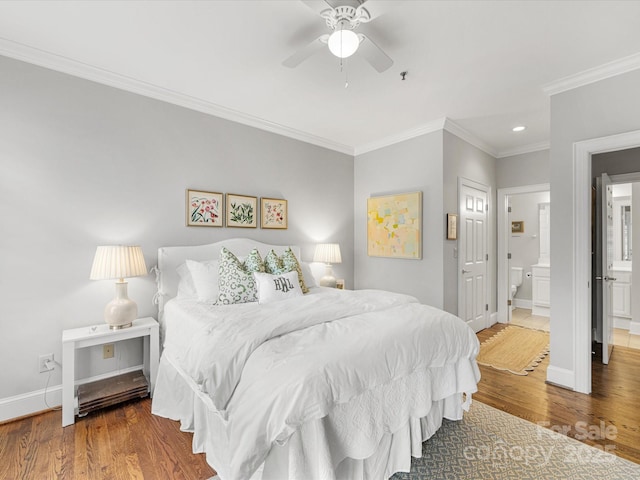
[0,398,215,480]
[475,323,640,465]
[2,322,640,479]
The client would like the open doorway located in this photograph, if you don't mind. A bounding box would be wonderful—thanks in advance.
[572,131,640,394]
[497,183,550,327]
[592,148,640,361]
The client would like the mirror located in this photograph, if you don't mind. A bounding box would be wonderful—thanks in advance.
[611,182,632,266]
[622,204,632,261]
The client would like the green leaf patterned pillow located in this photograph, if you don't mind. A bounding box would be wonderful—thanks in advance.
[216,247,265,305]
[264,248,309,294]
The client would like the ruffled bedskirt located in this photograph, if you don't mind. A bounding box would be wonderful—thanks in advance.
[152,353,478,480]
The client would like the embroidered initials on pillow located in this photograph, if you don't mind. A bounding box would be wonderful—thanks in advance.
[254,271,303,304]
[272,275,296,293]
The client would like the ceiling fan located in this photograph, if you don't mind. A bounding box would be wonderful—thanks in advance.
[283,0,393,73]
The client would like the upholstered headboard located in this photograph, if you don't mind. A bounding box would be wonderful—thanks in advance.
[155,238,300,319]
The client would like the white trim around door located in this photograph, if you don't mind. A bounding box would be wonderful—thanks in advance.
[573,129,640,394]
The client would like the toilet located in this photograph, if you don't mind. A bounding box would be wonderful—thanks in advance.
[510,267,523,307]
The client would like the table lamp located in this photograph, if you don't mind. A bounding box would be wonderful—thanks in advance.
[313,243,342,288]
[90,245,148,329]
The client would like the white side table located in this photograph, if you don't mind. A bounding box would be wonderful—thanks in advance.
[62,317,159,427]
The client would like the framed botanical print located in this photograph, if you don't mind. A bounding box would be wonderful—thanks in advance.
[226,194,258,228]
[186,189,223,227]
[261,198,288,229]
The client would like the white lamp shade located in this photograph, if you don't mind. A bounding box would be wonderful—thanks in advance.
[328,29,360,58]
[90,245,148,281]
[90,245,147,330]
[314,243,342,264]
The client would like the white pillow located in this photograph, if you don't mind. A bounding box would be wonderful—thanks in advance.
[185,259,219,303]
[300,262,317,288]
[176,262,197,299]
[253,271,303,304]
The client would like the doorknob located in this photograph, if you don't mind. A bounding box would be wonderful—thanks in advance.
[462,269,470,274]
[604,276,617,282]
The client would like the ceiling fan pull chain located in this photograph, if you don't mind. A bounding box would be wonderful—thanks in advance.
[345,58,349,88]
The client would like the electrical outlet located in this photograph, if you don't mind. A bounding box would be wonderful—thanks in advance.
[39,354,54,373]
[103,344,114,359]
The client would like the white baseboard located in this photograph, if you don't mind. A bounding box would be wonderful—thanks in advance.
[0,364,144,423]
[0,384,62,423]
[513,298,533,310]
[546,365,575,390]
[489,312,498,326]
[630,322,640,336]
[613,317,631,331]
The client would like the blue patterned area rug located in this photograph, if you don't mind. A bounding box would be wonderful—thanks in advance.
[392,401,640,480]
[209,401,640,480]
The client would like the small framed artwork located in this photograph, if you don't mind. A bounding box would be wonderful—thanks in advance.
[261,198,288,229]
[446,213,457,240]
[336,279,345,290]
[512,221,525,233]
[226,194,258,228]
[186,189,223,227]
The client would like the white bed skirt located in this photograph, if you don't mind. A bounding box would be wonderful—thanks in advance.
[152,354,476,480]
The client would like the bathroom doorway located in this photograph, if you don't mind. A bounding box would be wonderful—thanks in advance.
[497,184,550,327]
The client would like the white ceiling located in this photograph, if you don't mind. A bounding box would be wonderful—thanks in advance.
[1,0,640,157]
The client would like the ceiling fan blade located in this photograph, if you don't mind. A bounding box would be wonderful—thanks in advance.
[357,33,393,73]
[300,0,332,15]
[283,35,329,68]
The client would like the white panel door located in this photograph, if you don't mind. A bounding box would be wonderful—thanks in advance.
[458,181,488,333]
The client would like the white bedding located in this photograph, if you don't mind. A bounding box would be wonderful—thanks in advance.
[156,287,480,480]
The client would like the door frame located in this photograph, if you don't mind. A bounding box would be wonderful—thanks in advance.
[497,183,550,324]
[457,176,491,331]
[573,129,640,394]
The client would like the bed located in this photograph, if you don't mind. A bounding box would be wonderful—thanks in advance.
[151,239,480,480]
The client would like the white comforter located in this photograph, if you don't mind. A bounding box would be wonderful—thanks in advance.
[162,288,480,479]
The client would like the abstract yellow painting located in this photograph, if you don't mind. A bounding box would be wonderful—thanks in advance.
[367,191,422,259]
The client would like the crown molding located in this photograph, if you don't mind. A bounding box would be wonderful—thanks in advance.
[0,37,355,156]
[353,118,447,156]
[442,119,498,158]
[543,52,640,96]
[495,141,550,159]
[354,117,501,158]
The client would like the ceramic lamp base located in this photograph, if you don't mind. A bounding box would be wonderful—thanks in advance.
[105,281,137,329]
[319,264,337,288]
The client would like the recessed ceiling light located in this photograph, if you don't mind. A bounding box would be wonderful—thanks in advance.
[512,126,526,132]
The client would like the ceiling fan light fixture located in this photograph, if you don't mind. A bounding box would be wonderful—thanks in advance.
[328,28,359,58]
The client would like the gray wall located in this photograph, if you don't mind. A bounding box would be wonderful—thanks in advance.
[354,129,497,317]
[0,55,354,409]
[354,132,444,307]
[550,68,640,383]
[443,131,497,314]
[496,149,550,188]
[592,147,640,177]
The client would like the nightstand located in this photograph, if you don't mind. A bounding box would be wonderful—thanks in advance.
[62,317,159,427]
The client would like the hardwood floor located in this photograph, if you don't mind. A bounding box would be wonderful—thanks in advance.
[0,398,215,480]
[2,323,640,479]
[475,323,640,465]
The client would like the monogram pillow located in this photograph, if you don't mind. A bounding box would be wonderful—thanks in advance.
[253,271,303,304]
[216,247,265,305]
[264,248,309,293]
